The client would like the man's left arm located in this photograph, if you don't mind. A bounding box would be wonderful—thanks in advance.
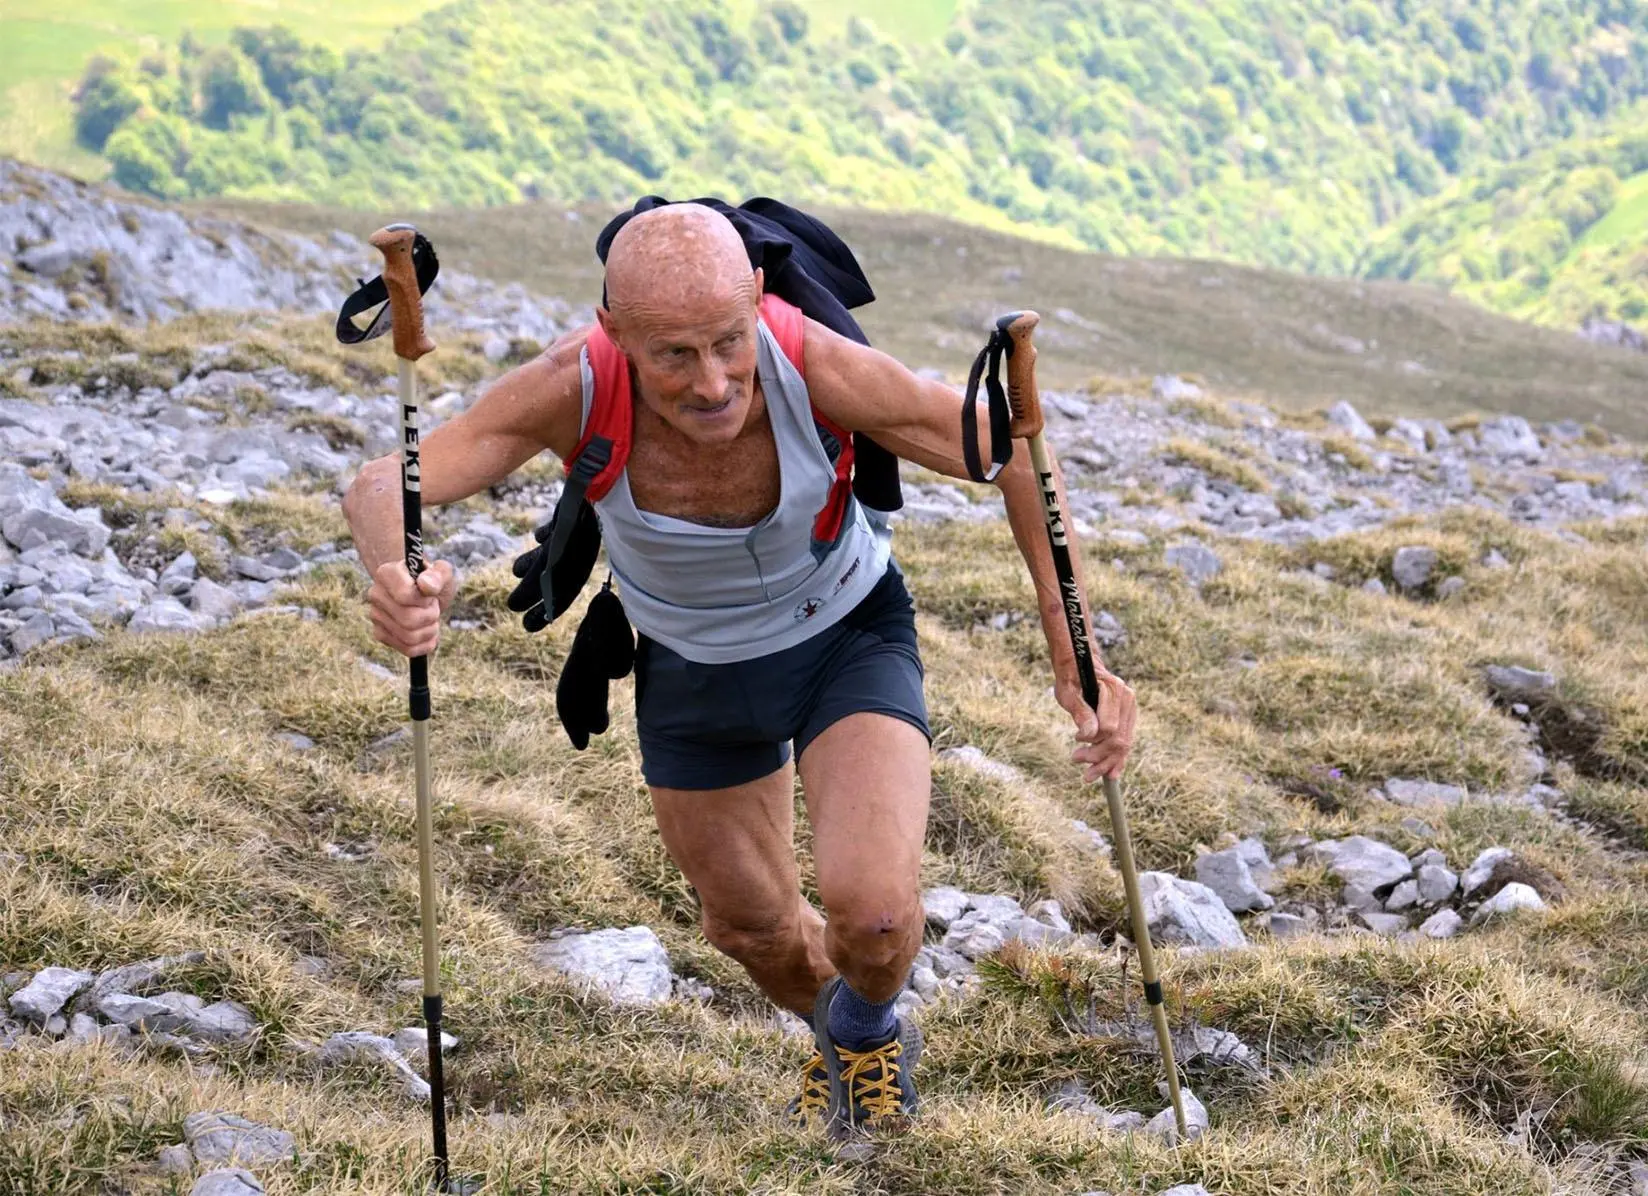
[804,318,1136,781]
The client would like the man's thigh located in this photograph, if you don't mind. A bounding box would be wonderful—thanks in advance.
[798,712,930,918]
[650,763,802,928]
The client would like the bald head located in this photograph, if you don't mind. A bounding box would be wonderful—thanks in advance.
[596,205,767,442]
[603,205,757,325]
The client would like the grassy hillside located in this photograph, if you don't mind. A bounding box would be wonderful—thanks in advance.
[7,314,1648,1190]
[1363,116,1648,331]
[201,193,1648,434]
[49,0,1648,285]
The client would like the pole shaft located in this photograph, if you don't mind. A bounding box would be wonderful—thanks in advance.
[1029,429,1188,1139]
[397,356,450,1188]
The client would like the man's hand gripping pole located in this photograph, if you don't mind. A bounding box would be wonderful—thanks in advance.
[997,311,1189,1141]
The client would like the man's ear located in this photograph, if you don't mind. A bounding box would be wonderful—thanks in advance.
[595,304,619,342]
[752,266,765,307]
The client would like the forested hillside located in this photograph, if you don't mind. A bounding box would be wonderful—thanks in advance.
[1365,117,1648,329]
[66,0,1648,284]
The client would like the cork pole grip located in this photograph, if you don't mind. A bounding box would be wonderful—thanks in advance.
[999,310,1044,440]
[369,226,435,362]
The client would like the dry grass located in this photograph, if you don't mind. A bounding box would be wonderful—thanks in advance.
[1163,437,1273,494]
[6,475,1648,1191]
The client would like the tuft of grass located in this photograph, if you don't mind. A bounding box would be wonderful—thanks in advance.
[1164,437,1273,493]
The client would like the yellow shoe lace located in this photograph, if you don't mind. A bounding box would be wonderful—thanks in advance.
[791,1051,830,1123]
[837,1038,906,1123]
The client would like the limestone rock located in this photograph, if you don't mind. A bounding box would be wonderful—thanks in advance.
[922,882,969,929]
[1165,540,1222,584]
[1461,848,1513,897]
[1193,845,1275,913]
[1417,864,1459,905]
[183,1112,295,1166]
[1419,909,1463,939]
[1471,882,1547,925]
[320,1031,431,1101]
[1391,546,1438,590]
[528,927,674,1006]
[1139,872,1247,950]
[7,967,93,1023]
[1384,777,1467,807]
[1146,1087,1209,1144]
[191,1171,265,1196]
[1483,665,1556,703]
[1321,836,1412,892]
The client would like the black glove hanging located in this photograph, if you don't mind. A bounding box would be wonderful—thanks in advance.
[554,581,635,750]
[507,501,602,632]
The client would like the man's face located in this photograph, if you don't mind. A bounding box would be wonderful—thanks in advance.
[604,273,763,445]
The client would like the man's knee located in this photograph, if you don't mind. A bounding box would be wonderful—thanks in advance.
[825,890,923,970]
[702,908,799,966]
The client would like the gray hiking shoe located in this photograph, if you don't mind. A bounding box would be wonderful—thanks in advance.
[811,976,923,1137]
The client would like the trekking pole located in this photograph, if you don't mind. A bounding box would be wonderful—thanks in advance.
[358,224,451,1190]
[995,310,1189,1140]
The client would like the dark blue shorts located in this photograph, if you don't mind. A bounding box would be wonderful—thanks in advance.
[633,563,930,790]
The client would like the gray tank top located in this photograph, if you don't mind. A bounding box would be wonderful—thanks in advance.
[579,317,892,664]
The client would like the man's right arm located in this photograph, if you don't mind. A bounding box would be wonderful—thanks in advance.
[341,327,588,655]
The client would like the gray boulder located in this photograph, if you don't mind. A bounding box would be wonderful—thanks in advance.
[1385,777,1467,807]
[1265,912,1309,940]
[1164,540,1221,584]
[1384,880,1420,912]
[1417,864,1458,905]
[1471,883,1546,925]
[1483,665,1556,703]
[1461,848,1513,897]
[95,992,172,1029]
[189,577,242,621]
[942,912,1009,960]
[1321,836,1412,892]
[1146,1087,1209,1144]
[1477,416,1543,461]
[1357,911,1409,936]
[320,1031,430,1102]
[128,597,207,634]
[1193,846,1274,913]
[183,1112,294,1166]
[1159,1188,1214,1196]
[191,1171,265,1196]
[528,926,674,1006]
[7,966,93,1023]
[1326,401,1376,442]
[1419,909,1463,940]
[1139,873,1247,950]
[1391,546,1437,590]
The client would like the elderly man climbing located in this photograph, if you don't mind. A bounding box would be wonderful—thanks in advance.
[340,202,1136,1136]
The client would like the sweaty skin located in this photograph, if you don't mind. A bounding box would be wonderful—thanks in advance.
[341,205,1136,1013]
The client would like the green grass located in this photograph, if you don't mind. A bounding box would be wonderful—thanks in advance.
[1576,169,1648,252]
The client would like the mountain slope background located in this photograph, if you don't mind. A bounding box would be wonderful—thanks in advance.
[8,0,1648,337]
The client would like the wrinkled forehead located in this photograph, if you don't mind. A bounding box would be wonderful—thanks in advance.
[603,205,754,316]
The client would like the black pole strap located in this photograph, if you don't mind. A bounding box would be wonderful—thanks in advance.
[962,327,1014,483]
[335,230,441,346]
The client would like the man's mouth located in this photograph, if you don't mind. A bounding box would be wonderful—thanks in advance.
[684,398,731,417]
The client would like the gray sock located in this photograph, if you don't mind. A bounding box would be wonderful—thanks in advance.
[827,979,898,1050]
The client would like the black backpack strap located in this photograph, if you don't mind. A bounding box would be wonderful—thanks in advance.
[538,436,611,610]
[335,230,440,344]
[962,326,1014,483]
